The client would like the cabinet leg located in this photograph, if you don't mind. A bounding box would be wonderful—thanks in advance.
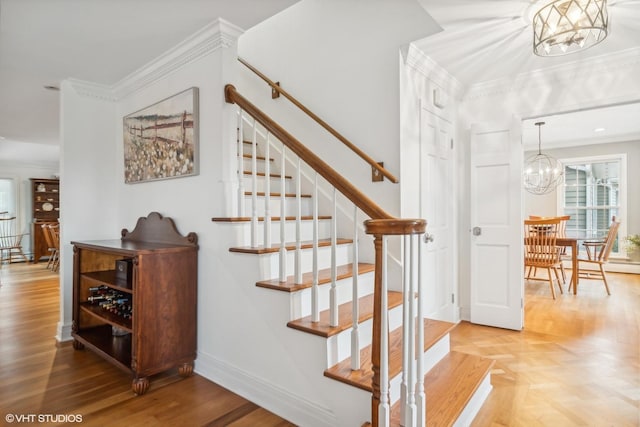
[178,361,194,377]
[132,377,150,395]
[72,339,84,350]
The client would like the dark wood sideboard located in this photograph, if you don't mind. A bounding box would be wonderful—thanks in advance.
[71,212,198,395]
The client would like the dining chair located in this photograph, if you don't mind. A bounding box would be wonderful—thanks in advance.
[47,224,61,272]
[524,217,564,299]
[573,218,621,295]
[526,215,570,283]
[41,223,56,270]
[0,213,29,264]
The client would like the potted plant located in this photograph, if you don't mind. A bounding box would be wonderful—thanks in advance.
[624,234,640,261]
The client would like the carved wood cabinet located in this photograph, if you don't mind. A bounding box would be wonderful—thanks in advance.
[71,212,198,395]
[30,178,59,262]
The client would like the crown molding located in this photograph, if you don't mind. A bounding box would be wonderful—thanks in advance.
[404,43,464,99]
[465,47,640,101]
[65,79,116,101]
[113,18,243,99]
[523,131,640,151]
[64,18,243,101]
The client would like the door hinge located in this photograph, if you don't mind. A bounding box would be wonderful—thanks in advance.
[450,138,454,150]
[451,293,455,304]
[521,298,524,308]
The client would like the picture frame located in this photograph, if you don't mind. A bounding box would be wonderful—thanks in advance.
[123,87,199,184]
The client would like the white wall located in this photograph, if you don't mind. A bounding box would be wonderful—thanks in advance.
[237,0,441,217]
[455,52,640,319]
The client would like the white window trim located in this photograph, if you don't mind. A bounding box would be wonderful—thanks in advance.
[556,153,628,259]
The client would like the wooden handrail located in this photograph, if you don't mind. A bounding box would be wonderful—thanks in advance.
[238,57,399,184]
[226,84,426,427]
[226,84,394,220]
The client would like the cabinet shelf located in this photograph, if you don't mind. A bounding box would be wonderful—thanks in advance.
[82,270,132,293]
[30,178,60,263]
[73,325,132,372]
[80,302,133,331]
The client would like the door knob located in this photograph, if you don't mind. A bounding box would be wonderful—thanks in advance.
[472,227,482,236]
[424,233,435,243]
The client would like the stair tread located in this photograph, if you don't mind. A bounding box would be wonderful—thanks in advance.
[230,237,353,255]
[256,262,374,292]
[361,351,495,427]
[243,171,292,179]
[212,215,332,222]
[244,191,312,198]
[242,153,273,161]
[287,290,402,338]
[324,318,456,392]
[390,351,495,427]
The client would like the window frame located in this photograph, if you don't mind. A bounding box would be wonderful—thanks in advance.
[556,153,628,258]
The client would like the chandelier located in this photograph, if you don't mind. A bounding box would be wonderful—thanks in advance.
[533,0,609,56]
[524,122,564,195]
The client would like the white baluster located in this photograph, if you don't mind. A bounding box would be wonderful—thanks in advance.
[237,109,245,217]
[312,172,319,323]
[330,187,338,327]
[350,205,360,370]
[251,119,258,248]
[264,132,272,248]
[379,235,390,427]
[295,157,302,284]
[401,235,410,425]
[416,235,426,427]
[279,145,287,283]
[405,235,417,427]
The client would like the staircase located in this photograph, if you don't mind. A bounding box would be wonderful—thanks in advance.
[212,84,494,427]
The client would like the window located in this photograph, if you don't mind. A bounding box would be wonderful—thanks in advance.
[0,178,16,215]
[558,154,627,256]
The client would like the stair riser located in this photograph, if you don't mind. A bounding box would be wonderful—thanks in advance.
[242,174,293,193]
[257,243,353,280]
[244,196,313,218]
[325,302,403,368]
[289,271,375,320]
[233,219,334,247]
[242,157,274,174]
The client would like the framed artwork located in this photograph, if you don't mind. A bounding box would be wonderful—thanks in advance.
[123,87,199,184]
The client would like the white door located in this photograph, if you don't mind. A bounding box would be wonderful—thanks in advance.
[420,108,455,321]
[469,118,523,330]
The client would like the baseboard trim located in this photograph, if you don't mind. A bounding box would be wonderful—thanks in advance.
[195,351,338,427]
[56,321,73,342]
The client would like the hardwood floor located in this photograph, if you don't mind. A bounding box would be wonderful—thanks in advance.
[0,263,294,427]
[453,272,640,427]
[1,263,638,426]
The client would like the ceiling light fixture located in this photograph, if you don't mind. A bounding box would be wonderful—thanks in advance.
[533,0,609,56]
[524,122,564,195]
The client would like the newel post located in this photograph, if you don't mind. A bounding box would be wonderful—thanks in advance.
[364,218,426,427]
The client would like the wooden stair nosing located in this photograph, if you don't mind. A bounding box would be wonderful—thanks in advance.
[243,170,292,179]
[230,237,353,255]
[244,191,312,198]
[256,262,374,292]
[360,352,494,427]
[389,351,495,427]
[287,291,402,338]
[242,153,273,161]
[212,215,332,223]
[323,318,456,392]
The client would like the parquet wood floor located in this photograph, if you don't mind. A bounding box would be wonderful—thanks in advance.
[1,263,638,426]
[452,272,640,426]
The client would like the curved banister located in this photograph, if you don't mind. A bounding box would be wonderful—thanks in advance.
[238,57,399,184]
[226,84,394,220]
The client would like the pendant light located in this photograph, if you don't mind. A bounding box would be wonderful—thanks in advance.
[524,122,564,195]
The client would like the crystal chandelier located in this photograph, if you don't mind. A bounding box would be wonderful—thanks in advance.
[533,0,609,56]
[524,122,564,195]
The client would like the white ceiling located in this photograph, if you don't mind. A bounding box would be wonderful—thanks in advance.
[1,0,639,167]
[0,0,299,166]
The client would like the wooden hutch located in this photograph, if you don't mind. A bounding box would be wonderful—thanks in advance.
[30,178,59,262]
